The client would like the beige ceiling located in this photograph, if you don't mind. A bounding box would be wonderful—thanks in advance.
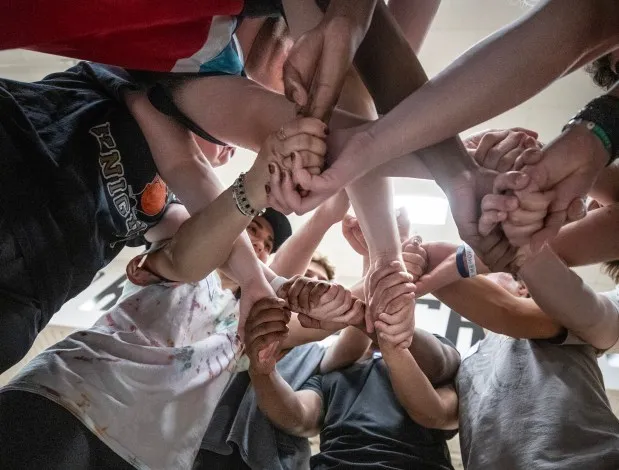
[0,0,611,292]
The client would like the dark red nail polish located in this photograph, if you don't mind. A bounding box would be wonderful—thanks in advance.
[265,184,271,194]
[268,164,275,174]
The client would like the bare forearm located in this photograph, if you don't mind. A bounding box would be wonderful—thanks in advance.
[550,203,619,267]
[434,276,561,339]
[347,175,401,261]
[320,326,371,374]
[519,246,619,349]
[250,370,321,437]
[381,344,458,430]
[388,0,440,55]
[353,0,476,192]
[220,235,271,286]
[346,0,619,179]
[150,187,254,282]
[269,213,334,278]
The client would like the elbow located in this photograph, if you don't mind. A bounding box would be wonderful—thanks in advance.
[427,347,460,386]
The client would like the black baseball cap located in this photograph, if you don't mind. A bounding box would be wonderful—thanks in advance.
[260,208,292,253]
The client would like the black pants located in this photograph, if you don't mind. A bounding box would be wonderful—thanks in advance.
[0,216,44,373]
[0,391,134,470]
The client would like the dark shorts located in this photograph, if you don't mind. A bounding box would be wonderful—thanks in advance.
[0,390,134,470]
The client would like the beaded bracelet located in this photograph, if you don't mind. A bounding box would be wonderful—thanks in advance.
[232,172,265,218]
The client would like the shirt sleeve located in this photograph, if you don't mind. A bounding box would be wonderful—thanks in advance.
[300,374,324,401]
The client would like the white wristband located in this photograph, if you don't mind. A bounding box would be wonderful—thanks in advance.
[270,276,288,294]
[463,244,477,277]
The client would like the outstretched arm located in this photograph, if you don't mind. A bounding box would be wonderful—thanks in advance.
[434,275,562,340]
[269,191,350,278]
[341,0,619,179]
[519,245,619,350]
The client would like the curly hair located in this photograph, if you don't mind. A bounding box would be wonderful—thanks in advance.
[603,259,619,285]
[311,253,336,281]
[586,54,619,90]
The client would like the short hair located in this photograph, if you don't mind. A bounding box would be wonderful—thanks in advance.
[311,253,336,281]
[603,259,619,285]
[586,54,619,90]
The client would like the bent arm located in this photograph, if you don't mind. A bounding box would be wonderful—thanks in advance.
[250,370,323,437]
[126,91,266,284]
[381,343,459,431]
[434,276,562,339]
[519,245,619,350]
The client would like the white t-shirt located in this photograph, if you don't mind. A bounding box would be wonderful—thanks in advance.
[3,255,248,470]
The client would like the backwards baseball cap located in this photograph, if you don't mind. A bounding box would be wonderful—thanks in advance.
[260,208,292,253]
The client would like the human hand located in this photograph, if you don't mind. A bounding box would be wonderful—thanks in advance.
[401,236,427,282]
[464,128,540,173]
[481,169,555,248]
[365,260,415,334]
[245,297,291,376]
[283,7,371,121]
[342,214,369,257]
[342,207,410,258]
[272,127,371,215]
[238,274,277,342]
[278,275,365,326]
[249,117,326,212]
[447,167,529,273]
[367,262,416,349]
[509,125,606,250]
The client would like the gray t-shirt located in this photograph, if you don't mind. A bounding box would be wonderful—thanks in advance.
[456,292,619,469]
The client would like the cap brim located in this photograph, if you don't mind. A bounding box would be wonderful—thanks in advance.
[261,208,292,252]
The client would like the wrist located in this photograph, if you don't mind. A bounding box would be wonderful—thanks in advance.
[325,1,376,38]
[308,208,336,231]
[249,366,276,379]
[244,163,269,210]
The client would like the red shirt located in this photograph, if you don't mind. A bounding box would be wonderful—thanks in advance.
[1,0,244,72]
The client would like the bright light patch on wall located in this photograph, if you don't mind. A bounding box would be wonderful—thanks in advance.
[394,195,448,225]
[607,354,619,368]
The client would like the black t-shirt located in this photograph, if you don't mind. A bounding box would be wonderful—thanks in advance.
[301,339,456,470]
[0,62,172,316]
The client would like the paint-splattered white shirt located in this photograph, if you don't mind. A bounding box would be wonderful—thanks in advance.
[4,252,248,470]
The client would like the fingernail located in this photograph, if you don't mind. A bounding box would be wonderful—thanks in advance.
[268,164,275,174]
[290,153,296,164]
[265,184,271,194]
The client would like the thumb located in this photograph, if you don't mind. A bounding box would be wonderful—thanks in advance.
[566,197,587,223]
[283,61,309,107]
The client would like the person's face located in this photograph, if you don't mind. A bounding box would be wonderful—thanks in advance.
[485,272,528,298]
[195,137,236,168]
[305,261,330,282]
[247,216,275,263]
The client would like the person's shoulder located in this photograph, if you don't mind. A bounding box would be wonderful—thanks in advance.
[432,334,458,353]
[600,287,619,308]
